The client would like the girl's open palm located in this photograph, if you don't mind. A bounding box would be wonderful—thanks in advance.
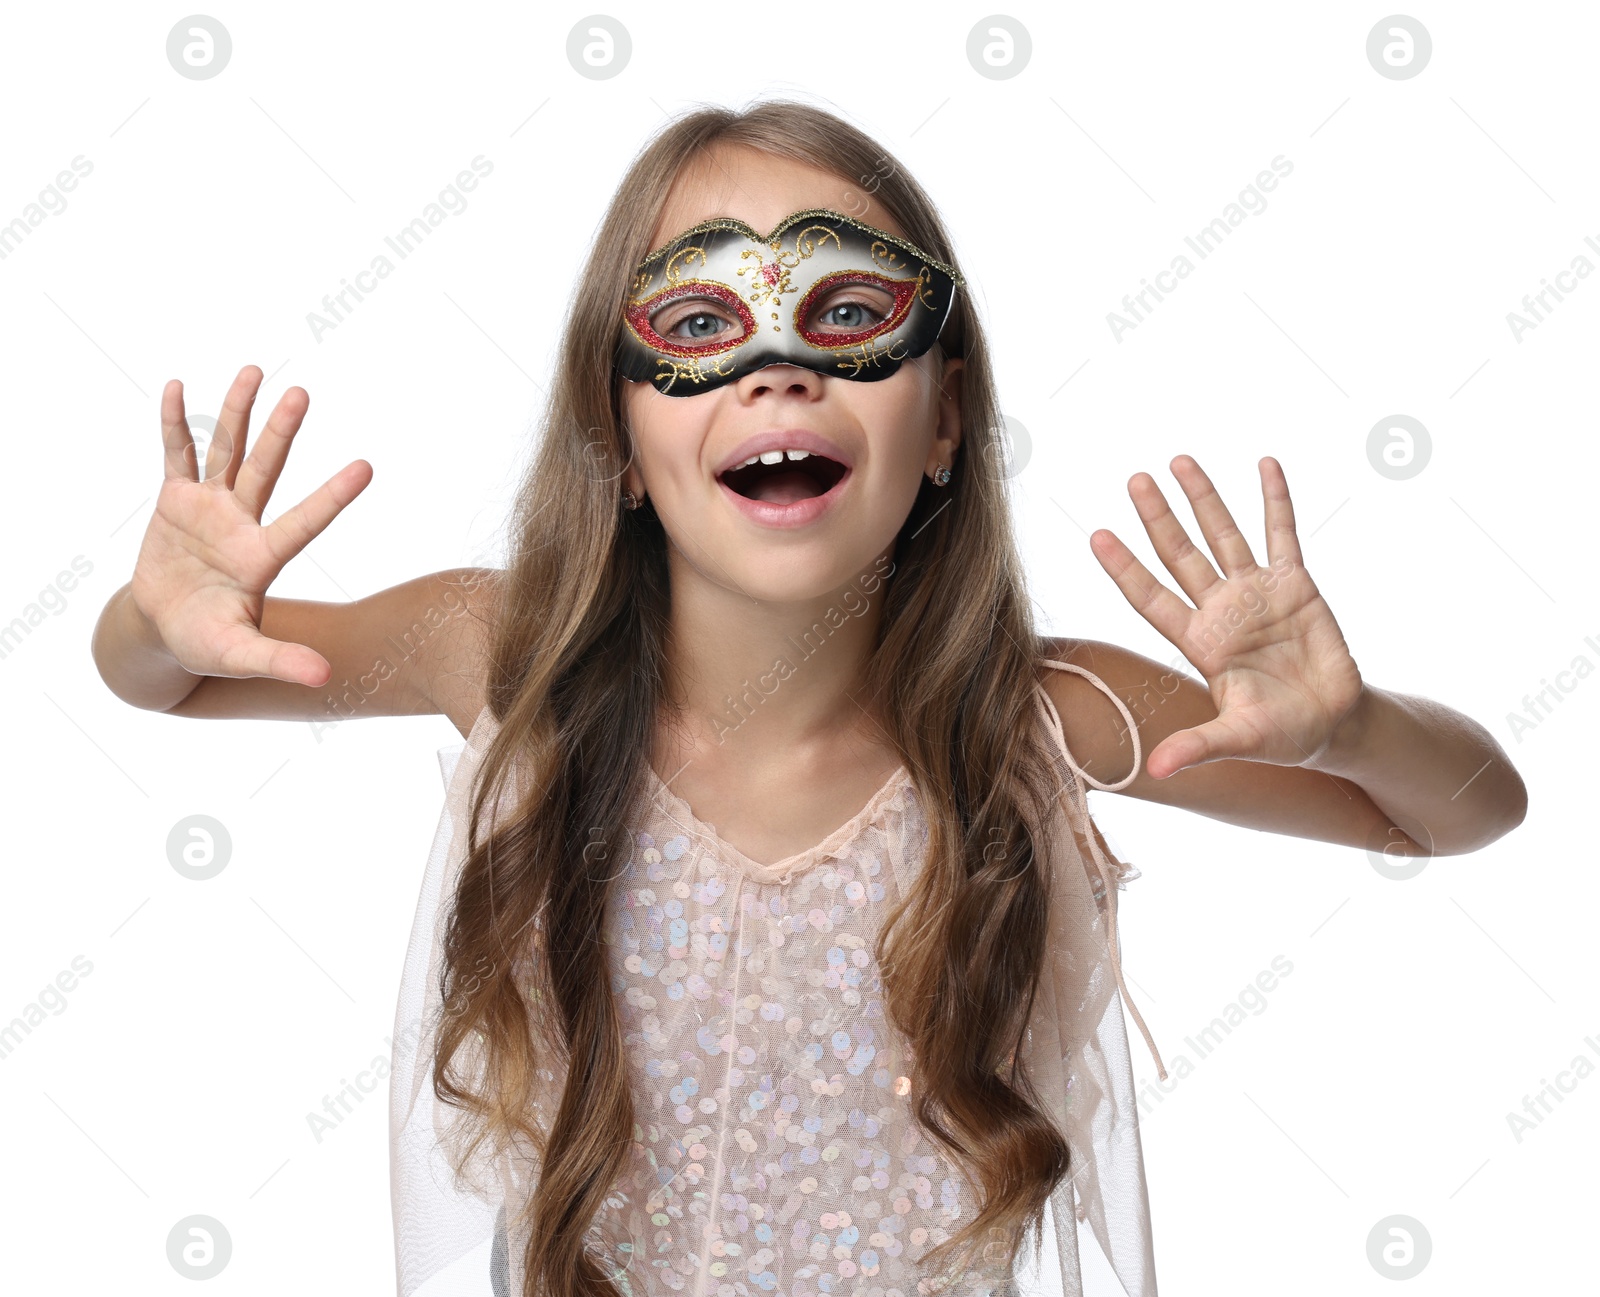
[132,365,373,687]
[1088,454,1365,780]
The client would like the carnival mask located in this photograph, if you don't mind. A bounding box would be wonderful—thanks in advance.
[615,207,966,396]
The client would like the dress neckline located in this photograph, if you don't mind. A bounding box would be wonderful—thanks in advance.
[643,760,913,885]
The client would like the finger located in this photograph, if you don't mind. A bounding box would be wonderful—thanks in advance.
[208,365,264,490]
[261,459,374,568]
[213,624,333,686]
[1259,456,1304,570]
[1126,470,1224,605]
[160,379,200,482]
[233,385,311,521]
[1146,718,1255,779]
[1088,527,1197,647]
[1168,454,1259,579]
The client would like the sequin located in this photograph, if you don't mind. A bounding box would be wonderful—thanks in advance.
[539,769,1032,1297]
[396,660,1165,1297]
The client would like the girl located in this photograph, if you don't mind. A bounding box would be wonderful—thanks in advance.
[93,100,1527,1297]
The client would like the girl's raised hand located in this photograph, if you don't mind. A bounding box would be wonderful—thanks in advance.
[1088,454,1365,780]
[131,365,373,687]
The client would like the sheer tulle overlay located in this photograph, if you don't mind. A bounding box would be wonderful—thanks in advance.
[390,661,1162,1296]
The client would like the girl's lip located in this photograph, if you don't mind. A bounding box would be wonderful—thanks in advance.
[716,467,852,529]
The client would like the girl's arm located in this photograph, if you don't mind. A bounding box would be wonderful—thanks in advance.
[1045,454,1527,856]
[91,365,498,740]
[93,568,500,737]
[1307,677,1524,853]
[1040,639,1525,855]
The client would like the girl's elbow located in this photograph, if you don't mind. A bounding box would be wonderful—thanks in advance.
[1494,764,1530,842]
[1443,783,1529,856]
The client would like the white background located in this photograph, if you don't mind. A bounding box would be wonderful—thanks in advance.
[0,1,1593,1293]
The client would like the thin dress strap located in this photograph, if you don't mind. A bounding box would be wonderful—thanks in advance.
[1034,657,1169,1082]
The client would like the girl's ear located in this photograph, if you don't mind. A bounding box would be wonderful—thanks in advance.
[929,355,964,476]
[624,468,649,508]
[618,413,645,504]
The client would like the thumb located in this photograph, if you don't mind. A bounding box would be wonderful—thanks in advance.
[213,623,333,686]
[1146,719,1253,779]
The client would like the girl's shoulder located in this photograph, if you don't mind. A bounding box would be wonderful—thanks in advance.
[430,568,507,740]
[1034,636,1163,790]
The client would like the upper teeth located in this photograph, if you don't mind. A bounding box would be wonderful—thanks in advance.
[738,449,813,468]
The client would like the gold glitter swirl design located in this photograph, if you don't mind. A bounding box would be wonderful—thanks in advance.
[788,222,842,260]
[737,224,844,308]
[661,245,711,288]
[653,351,736,393]
[832,334,910,376]
[736,248,793,307]
[870,243,939,310]
[632,207,965,288]
[869,240,908,275]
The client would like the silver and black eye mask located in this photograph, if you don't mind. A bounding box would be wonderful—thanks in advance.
[615,207,966,396]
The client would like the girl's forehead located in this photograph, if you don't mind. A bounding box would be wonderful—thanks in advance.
[646,146,908,248]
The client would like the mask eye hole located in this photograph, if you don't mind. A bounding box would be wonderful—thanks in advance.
[626,280,755,355]
[793,271,915,349]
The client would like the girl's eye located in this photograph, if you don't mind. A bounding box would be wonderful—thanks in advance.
[656,302,740,345]
[817,300,876,329]
[648,281,894,347]
[810,286,893,333]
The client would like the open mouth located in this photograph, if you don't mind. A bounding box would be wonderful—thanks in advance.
[717,452,850,505]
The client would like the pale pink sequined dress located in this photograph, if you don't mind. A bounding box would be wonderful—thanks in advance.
[390,659,1165,1297]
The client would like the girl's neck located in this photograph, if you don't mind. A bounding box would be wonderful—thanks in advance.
[656,561,891,767]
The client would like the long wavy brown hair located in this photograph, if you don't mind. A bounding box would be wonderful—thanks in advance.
[434,96,1081,1294]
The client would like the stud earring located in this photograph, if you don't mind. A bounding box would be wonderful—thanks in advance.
[932,464,952,486]
[621,489,640,510]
